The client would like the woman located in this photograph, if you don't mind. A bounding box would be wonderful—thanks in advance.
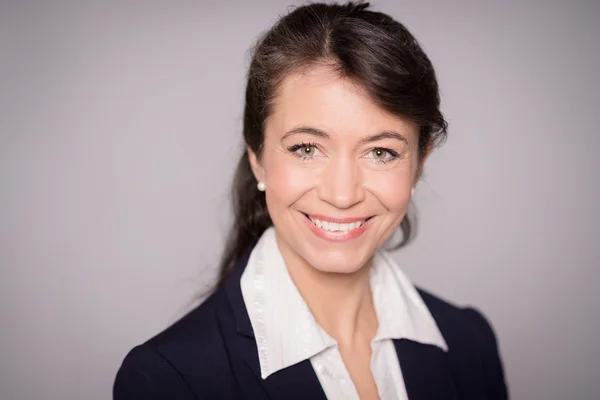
[114,2,508,399]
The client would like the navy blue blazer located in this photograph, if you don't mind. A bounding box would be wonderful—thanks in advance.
[114,247,508,399]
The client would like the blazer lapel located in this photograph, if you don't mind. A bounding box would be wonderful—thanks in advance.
[221,245,327,400]
[220,324,328,400]
[259,360,328,400]
[394,339,459,400]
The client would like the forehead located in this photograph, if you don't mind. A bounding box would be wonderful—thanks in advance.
[267,65,418,141]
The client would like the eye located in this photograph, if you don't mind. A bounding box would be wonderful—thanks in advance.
[372,148,387,159]
[366,147,399,164]
[300,145,316,156]
[287,142,321,160]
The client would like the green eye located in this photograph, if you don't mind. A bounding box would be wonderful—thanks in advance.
[302,146,314,155]
[372,148,387,159]
[286,142,320,160]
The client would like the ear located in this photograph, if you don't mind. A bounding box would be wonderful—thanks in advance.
[247,146,265,183]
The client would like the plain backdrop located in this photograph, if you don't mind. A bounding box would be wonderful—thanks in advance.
[2,0,599,399]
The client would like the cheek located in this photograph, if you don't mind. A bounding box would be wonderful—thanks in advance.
[264,152,315,209]
[364,167,412,213]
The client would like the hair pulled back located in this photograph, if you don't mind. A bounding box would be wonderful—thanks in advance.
[218,1,447,286]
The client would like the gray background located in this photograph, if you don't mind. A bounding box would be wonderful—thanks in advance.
[2,0,599,399]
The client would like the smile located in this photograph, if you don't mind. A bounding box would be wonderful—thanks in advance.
[301,213,373,242]
[308,217,366,232]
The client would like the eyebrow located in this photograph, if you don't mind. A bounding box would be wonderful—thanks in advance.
[281,127,330,141]
[281,126,407,145]
[359,131,408,145]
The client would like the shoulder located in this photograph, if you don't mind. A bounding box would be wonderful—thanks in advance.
[416,287,509,398]
[113,287,237,399]
[417,287,495,341]
[416,287,502,354]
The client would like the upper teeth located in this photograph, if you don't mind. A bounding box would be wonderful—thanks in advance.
[309,217,365,232]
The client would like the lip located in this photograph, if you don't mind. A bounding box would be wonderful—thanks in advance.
[301,212,373,242]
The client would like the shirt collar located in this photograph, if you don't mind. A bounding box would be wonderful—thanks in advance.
[369,250,448,350]
[240,227,448,380]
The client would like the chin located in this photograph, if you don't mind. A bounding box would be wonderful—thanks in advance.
[301,248,370,275]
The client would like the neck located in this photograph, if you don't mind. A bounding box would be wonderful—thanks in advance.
[275,234,378,346]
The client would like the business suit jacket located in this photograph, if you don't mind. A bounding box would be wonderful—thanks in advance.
[114,247,508,399]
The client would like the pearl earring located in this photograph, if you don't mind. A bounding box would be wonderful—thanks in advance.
[257,181,266,192]
[411,187,415,197]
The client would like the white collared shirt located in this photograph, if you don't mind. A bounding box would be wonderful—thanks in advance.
[240,227,448,400]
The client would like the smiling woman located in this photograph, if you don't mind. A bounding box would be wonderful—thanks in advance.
[114,2,508,399]
[247,66,420,275]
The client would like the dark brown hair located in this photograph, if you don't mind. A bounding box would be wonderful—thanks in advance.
[217,1,447,286]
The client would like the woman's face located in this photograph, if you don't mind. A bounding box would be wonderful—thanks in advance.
[249,65,424,274]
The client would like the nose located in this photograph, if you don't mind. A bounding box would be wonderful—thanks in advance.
[317,155,365,209]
